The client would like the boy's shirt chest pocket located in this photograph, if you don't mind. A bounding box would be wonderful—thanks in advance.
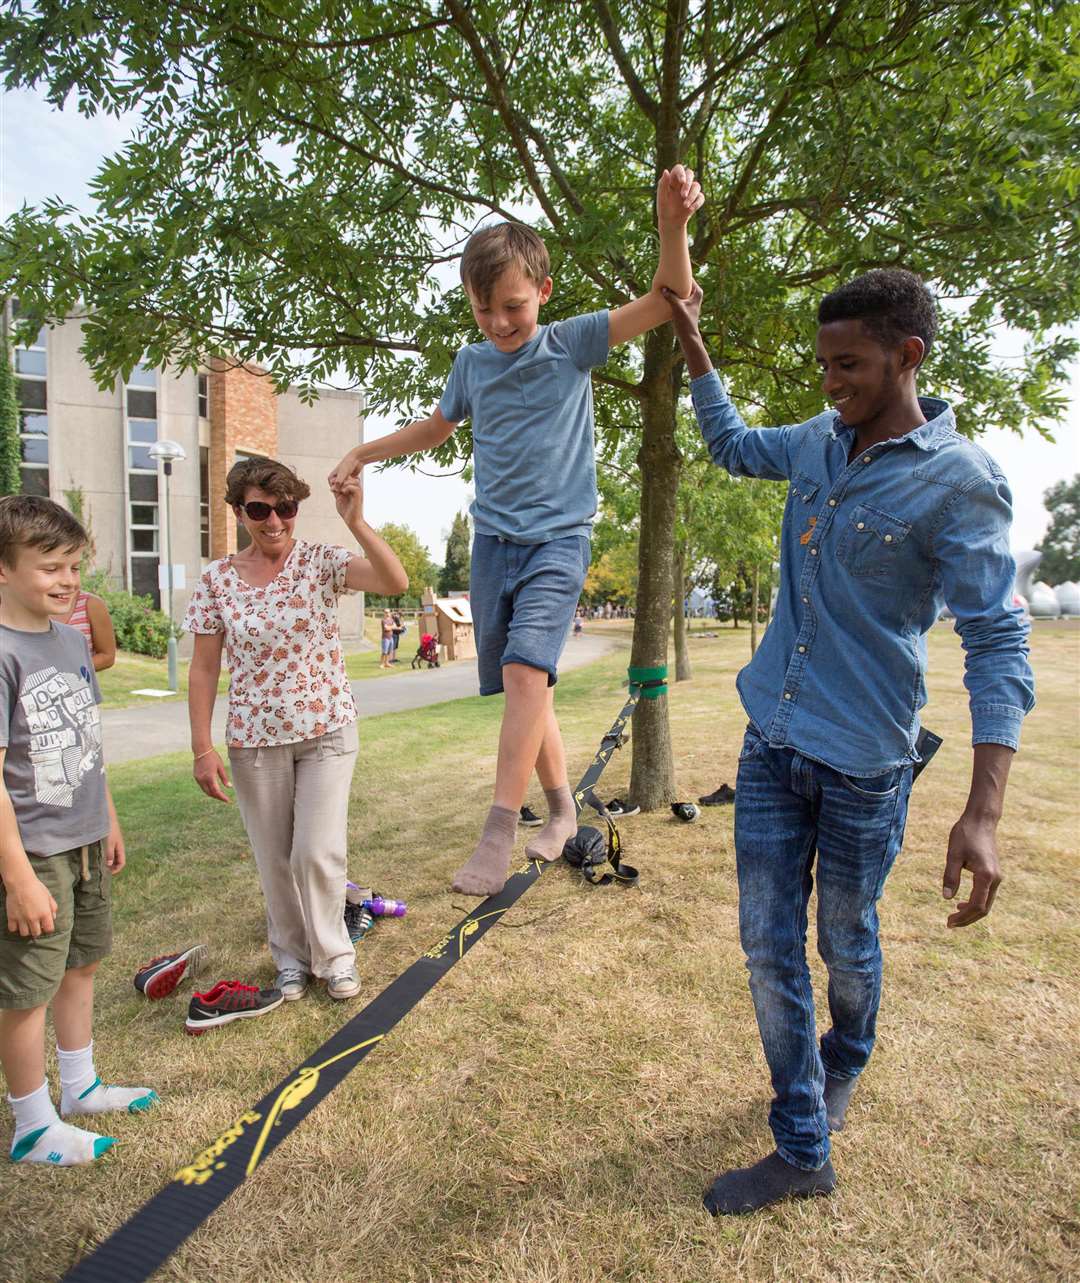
[835,503,913,577]
[516,359,562,410]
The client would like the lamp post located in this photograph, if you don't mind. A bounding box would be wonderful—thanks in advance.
[147,439,187,691]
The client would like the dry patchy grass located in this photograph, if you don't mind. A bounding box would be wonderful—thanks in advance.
[2,623,1078,1282]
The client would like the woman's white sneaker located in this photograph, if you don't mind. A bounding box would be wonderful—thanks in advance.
[327,966,361,1000]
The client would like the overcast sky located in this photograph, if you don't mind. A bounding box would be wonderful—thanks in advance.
[3,87,1076,556]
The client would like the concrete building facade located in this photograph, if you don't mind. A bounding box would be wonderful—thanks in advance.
[7,311,366,642]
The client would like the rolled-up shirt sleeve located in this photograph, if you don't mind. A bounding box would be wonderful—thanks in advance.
[690,370,798,482]
[933,473,1035,749]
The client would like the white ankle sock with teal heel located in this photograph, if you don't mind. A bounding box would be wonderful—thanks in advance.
[9,1081,116,1166]
[58,1041,158,1117]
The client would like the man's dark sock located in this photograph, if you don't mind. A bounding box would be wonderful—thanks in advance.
[703,1151,836,1216]
[824,1072,858,1133]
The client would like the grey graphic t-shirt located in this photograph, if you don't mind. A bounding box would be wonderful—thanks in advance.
[0,621,109,856]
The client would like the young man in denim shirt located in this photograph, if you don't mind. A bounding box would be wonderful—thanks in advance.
[663,270,1035,1215]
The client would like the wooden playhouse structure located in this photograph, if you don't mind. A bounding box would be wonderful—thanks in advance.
[419,586,476,663]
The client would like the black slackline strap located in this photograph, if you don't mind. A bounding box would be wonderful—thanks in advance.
[60,689,639,1283]
[576,789,639,886]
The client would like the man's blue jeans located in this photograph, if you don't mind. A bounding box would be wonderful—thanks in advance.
[734,723,913,1170]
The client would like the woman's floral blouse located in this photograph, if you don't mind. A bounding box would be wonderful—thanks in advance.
[184,540,358,747]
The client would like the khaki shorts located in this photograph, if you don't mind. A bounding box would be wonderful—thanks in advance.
[0,841,113,1010]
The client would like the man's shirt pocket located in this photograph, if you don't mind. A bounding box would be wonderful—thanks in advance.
[836,503,913,577]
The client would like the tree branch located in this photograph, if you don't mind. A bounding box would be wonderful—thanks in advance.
[591,0,659,123]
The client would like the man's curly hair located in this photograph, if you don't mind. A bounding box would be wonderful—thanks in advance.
[818,269,937,357]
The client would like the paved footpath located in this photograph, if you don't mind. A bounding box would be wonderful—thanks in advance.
[101,634,620,764]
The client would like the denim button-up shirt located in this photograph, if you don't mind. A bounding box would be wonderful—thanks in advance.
[691,370,1035,776]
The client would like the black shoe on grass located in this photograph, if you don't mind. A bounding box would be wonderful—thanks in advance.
[605,798,640,817]
[519,805,544,827]
[699,784,736,806]
[185,981,283,1035]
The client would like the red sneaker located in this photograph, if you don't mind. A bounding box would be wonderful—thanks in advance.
[133,945,209,1000]
[185,981,284,1035]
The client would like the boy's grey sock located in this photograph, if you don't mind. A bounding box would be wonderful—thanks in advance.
[703,1151,836,1216]
[824,1072,858,1133]
[525,785,578,862]
[452,805,518,897]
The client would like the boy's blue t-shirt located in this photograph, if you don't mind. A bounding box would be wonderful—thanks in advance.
[439,309,609,544]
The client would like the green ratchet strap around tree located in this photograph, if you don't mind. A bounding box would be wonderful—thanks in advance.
[628,664,668,700]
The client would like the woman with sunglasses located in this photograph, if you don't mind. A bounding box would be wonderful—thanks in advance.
[184,456,407,1002]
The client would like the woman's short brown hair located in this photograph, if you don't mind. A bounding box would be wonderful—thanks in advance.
[225,456,312,508]
[460,223,550,306]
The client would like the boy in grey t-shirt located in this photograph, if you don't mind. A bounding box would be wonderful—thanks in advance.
[0,496,156,1167]
[332,166,704,896]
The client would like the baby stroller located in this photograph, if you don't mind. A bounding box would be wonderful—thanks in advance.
[412,633,440,668]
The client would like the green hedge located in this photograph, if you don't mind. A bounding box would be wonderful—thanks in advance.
[83,569,178,659]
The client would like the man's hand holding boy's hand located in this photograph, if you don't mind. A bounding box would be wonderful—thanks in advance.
[662,281,704,338]
[5,873,57,937]
[657,164,704,228]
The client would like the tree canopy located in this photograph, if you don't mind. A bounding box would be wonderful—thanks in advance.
[374,522,438,602]
[1036,475,1080,585]
[438,510,471,595]
[3,0,1078,804]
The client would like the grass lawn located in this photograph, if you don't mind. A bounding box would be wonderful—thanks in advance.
[3,623,1077,1282]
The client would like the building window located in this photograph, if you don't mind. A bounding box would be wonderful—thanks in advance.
[14,323,48,497]
[125,363,160,606]
[199,446,210,558]
[197,373,208,419]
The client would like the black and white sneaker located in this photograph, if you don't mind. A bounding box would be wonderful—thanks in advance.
[133,944,209,1000]
[344,900,375,943]
[184,981,283,1035]
[519,805,544,827]
[605,798,640,817]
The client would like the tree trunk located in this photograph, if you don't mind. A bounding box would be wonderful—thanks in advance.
[750,563,760,656]
[764,567,773,631]
[628,3,686,811]
[673,540,692,682]
[629,332,681,811]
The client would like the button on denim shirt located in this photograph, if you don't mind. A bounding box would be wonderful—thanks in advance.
[691,370,1035,776]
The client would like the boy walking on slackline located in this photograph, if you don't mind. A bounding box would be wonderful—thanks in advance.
[0,496,156,1166]
[331,166,704,896]
[662,273,1034,1214]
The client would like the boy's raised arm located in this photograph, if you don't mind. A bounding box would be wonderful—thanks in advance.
[609,164,703,348]
[329,408,458,491]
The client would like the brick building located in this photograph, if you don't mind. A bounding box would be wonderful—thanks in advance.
[6,310,366,642]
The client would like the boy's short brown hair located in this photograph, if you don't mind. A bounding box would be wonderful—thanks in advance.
[0,495,87,568]
[460,223,550,306]
[224,456,312,508]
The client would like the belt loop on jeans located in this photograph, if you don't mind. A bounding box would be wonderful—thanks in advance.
[80,845,90,882]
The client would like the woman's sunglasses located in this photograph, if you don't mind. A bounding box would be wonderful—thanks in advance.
[238,499,299,521]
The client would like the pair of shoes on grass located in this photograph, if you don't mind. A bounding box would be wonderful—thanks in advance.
[135,945,284,1034]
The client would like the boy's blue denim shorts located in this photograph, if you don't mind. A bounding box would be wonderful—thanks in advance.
[470,533,591,696]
